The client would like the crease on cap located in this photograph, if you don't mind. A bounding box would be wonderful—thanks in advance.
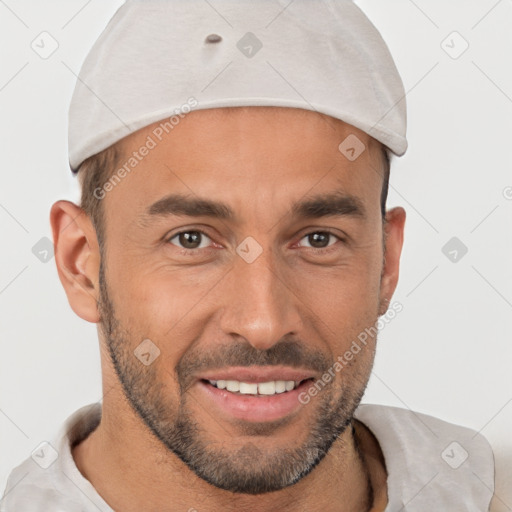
[69,0,407,171]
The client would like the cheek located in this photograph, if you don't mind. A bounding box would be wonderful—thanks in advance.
[105,261,227,359]
[289,252,382,320]
[284,252,383,370]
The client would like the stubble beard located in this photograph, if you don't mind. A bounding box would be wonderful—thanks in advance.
[97,260,374,494]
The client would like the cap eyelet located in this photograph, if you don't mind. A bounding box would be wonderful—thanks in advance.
[205,33,222,44]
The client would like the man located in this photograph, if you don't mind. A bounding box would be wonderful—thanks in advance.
[1,1,494,510]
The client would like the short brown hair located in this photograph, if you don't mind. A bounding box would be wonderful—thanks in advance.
[76,144,120,250]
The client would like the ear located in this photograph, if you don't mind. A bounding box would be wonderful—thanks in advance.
[379,206,406,315]
[50,200,101,323]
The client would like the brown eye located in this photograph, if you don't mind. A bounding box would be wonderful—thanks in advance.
[298,232,339,249]
[168,230,211,250]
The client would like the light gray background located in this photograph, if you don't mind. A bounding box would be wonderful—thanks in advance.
[0,0,511,509]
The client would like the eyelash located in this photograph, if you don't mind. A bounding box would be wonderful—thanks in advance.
[166,229,344,255]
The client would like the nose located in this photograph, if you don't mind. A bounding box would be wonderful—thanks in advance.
[218,245,304,351]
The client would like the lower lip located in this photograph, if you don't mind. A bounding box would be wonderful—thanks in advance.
[196,380,313,423]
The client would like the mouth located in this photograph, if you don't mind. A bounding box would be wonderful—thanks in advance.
[203,379,305,396]
[195,367,317,423]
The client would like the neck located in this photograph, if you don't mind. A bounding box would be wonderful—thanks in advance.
[72,385,376,512]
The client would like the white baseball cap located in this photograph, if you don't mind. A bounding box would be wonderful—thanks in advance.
[68,0,407,171]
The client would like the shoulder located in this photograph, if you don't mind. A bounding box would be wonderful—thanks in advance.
[1,404,106,512]
[1,459,83,512]
[353,403,495,511]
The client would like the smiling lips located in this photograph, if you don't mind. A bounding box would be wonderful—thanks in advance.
[207,379,298,395]
[199,366,315,394]
[196,366,317,422]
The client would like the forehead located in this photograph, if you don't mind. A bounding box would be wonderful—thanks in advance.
[108,107,384,223]
[118,105,379,148]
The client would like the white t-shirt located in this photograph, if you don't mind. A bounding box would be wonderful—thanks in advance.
[0,403,495,511]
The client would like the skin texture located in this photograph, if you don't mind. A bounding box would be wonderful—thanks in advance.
[50,107,405,512]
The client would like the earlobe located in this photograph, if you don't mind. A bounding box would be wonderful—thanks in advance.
[379,207,406,314]
[50,200,101,323]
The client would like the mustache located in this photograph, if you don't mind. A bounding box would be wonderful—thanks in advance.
[176,339,331,390]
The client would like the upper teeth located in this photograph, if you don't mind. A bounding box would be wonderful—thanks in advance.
[209,380,297,395]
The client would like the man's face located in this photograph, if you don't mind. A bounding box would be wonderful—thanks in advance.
[96,107,399,494]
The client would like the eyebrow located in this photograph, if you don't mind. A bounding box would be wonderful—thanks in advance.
[291,192,365,219]
[142,192,365,223]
